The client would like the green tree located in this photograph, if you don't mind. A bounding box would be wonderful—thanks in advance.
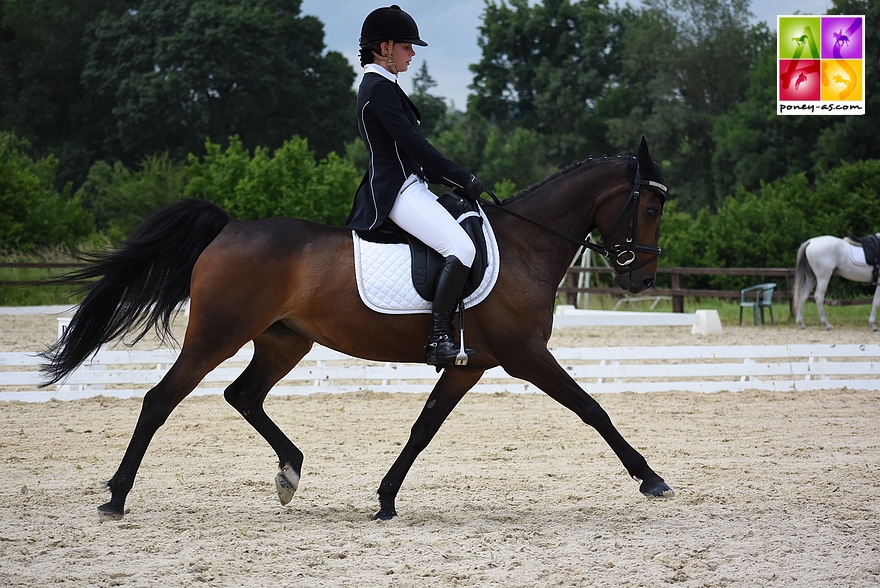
[711,46,826,199]
[608,0,771,213]
[431,111,551,196]
[479,127,553,192]
[812,0,879,171]
[432,109,493,180]
[0,133,93,250]
[409,61,454,139]
[712,0,877,200]
[470,0,626,164]
[0,0,135,187]
[81,0,357,169]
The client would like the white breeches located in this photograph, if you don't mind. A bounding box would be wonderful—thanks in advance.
[388,175,476,268]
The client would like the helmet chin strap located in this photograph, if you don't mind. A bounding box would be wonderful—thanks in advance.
[373,40,398,75]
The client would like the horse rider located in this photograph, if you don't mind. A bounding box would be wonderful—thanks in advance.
[346,5,485,366]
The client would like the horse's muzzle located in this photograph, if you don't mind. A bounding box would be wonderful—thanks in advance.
[615,273,655,294]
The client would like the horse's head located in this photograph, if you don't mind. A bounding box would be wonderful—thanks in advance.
[593,136,667,294]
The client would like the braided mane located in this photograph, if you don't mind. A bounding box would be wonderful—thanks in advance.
[500,154,626,206]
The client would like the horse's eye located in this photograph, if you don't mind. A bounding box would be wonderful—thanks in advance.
[645,207,659,218]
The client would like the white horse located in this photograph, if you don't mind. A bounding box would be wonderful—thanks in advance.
[793,235,880,331]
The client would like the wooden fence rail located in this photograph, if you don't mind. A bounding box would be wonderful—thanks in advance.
[559,266,875,312]
[2,344,878,402]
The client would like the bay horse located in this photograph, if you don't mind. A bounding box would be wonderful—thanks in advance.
[41,137,674,520]
[793,235,880,331]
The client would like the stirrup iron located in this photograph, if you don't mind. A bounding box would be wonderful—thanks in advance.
[454,295,475,366]
[455,324,469,366]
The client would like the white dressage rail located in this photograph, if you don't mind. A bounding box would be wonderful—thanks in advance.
[1,344,879,402]
[551,306,723,335]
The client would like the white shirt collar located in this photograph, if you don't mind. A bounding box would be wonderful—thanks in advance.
[364,63,398,84]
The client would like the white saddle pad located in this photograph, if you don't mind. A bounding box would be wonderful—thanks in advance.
[848,243,868,266]
[353,213,500,314]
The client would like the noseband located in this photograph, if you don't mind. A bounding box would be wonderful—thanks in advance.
[481,156,668,273]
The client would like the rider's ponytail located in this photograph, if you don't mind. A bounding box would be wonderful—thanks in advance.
[360,43,380,67]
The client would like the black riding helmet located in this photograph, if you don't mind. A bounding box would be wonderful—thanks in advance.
[360,5,428,47]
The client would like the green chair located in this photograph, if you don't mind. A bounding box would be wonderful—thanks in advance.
[739,283,776,325]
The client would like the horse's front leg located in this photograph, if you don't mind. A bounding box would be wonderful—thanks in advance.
[795,274,815,329]
[870,284,880,331]
[504,349,673,498]
[375,367,485,520]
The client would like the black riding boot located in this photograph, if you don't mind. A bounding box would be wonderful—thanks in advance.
[426,255,474,366]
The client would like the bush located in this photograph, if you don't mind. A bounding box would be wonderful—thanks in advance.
[810,159,880,237]
[658,200,709,269]
[0,133,93,250]
[185,136,359,226]
[658,159,880,295]
[76,153,188,240]
[706,181,811,267]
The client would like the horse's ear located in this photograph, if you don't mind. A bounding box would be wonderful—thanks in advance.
[637,136,651,171]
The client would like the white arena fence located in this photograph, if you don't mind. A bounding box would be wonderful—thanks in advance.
[1,344,879,402]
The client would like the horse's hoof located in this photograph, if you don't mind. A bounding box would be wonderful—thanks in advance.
[798,324,806,330]
[373,509,397,521]
[275,465,300,506]
[640,479,675,498]
[825,325,834,331]
[97,502,124,521]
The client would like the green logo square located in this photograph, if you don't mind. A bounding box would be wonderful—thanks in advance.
[778,17,822,59]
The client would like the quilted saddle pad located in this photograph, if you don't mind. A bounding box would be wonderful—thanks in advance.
[848,243,868,266]
[352,214,500,315]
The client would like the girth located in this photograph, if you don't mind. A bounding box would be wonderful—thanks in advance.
[355,193,489,302]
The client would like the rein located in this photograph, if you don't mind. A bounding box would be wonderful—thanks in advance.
[476,157,668,272]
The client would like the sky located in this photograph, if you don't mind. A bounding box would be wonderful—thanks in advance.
[300,0,836,108]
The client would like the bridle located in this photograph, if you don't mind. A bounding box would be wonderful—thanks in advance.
[599,157,667,270]
[478,156,668,273]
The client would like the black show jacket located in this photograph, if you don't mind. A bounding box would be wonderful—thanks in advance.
[345,70,472,232]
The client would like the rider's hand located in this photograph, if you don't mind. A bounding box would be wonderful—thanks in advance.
[462,175,485,202]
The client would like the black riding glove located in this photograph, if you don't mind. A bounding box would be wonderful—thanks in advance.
[461,175,485,203]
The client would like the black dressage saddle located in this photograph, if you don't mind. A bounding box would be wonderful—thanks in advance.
[846,231,880,284]
[355,192,490,302]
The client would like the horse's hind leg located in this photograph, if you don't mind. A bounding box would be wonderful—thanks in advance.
[796,273,816,329]
[375,367,485,520]
[222,323,314,506]
[100,351,224,519]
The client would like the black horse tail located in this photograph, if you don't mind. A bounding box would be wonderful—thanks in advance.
[39,199,232,386]
[792,239,813,318]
